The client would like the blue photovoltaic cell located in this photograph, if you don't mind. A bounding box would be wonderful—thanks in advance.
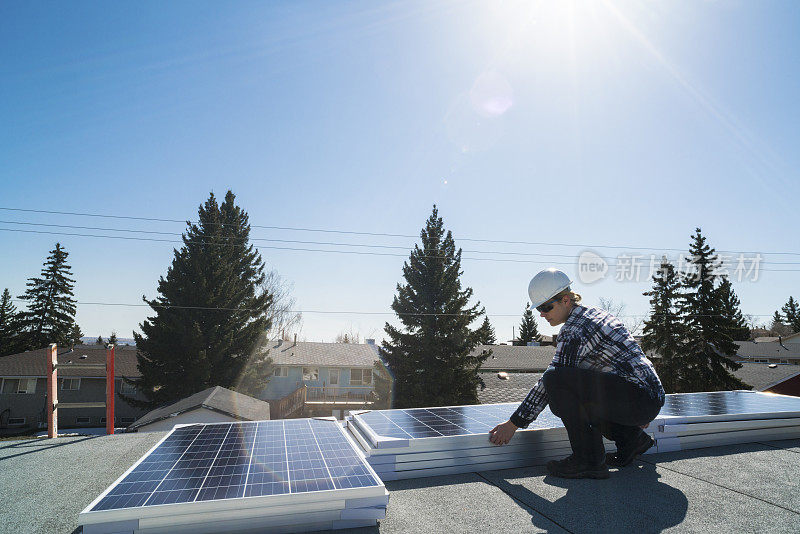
[658,391,800,418]
[355,392,800,442]
[356,404,563,441]
[90,419,379,512]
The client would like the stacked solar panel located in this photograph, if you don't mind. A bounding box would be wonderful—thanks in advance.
[345,391,800,481]
[79,419,388,534]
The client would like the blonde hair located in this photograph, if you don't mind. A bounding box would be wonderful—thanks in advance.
[554,289,582,305]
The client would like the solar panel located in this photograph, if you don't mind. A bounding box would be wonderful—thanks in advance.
[354,403,563,444]
[346,391,800,480]
[88,419,381,514]
[658,391,800,421]
[352,391,800,448]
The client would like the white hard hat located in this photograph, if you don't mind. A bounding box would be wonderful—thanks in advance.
[528,268,572,309]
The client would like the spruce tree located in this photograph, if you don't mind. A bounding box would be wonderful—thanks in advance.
[95,336,105,345]
[370,360,393,409]
[125,191,275,408]
[781,296,800,333]
[382,206,490,408]
[108,332,118,345]
[770,311,791,336]
[17,243,78,351]
[717,277,750,342]
[69,323,83,347]
[0,288,21,356]
[476,316,497,345]
[675,229,747,392]
[641,258,684,393]
[517,305,541,345]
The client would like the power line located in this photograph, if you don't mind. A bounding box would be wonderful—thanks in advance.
[2,206,799,257]
[4,219,798,264]
[8,299,780,318]
[1,227,798,271]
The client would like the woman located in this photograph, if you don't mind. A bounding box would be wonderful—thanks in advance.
[489,268,665,479]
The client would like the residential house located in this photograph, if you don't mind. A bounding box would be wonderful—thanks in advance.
[128,386,270,432]
[262,339,382,418]
[0,345,148,433]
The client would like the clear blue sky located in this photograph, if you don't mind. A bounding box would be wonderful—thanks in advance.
[1,0,798,343]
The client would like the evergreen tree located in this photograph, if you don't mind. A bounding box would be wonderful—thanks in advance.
[476,316,497,345]
[675,229,747,392]
[781,296,800,333]
[0,288,22,356]
[124,191,275,408]
[641,258,684,393]
[516,305,541,345]
[382,206,490,408]
[69,323,83,347]
[95,336,105,345]
[370,360,393,409]
[17,243,78,350]
[717,277,750,342]
[108,332,118,345]
[769,311,791,337]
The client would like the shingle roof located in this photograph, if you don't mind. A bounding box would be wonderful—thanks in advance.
[267,340,379,367]
[732,363,800,391]
[478,363,800,404]
[478,371,543,404]
[475,344,555,371]
[129,386,270,430]
[735,341,800,360]
[0,344,140,378]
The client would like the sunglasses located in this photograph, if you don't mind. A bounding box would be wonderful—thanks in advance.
[536,295,563,314]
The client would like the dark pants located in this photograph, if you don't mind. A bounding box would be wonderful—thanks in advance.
[542,366,663,466]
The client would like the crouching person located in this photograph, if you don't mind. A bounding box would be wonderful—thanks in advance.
[489,268,665,479]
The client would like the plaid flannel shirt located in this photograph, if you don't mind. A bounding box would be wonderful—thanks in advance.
[510,305,665,428]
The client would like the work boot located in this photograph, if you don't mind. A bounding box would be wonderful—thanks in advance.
[546,455,609,479]
[606,432,655,468]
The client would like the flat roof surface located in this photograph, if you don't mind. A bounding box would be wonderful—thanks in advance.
[2,431,799,533]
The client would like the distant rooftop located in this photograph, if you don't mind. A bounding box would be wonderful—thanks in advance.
[475,344,554,372]
[129,386,271,431]
[0,344,140,378]
[266,340,379,367]
[478,371,543,404]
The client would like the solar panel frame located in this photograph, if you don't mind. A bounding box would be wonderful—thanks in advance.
[79,419,387,530]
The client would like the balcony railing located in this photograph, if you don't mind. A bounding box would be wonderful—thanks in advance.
[269,385,307,419]
[305,386,373,403]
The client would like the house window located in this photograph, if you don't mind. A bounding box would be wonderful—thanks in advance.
[62,378,81,391]
[100,417,116,424]
[75,416,91,425]
[273,367,288,377]
[350,368,373,386]
[8,417,26,426]
[329,369,339,385]
[302,367,319,381]
[16,378,37,394]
